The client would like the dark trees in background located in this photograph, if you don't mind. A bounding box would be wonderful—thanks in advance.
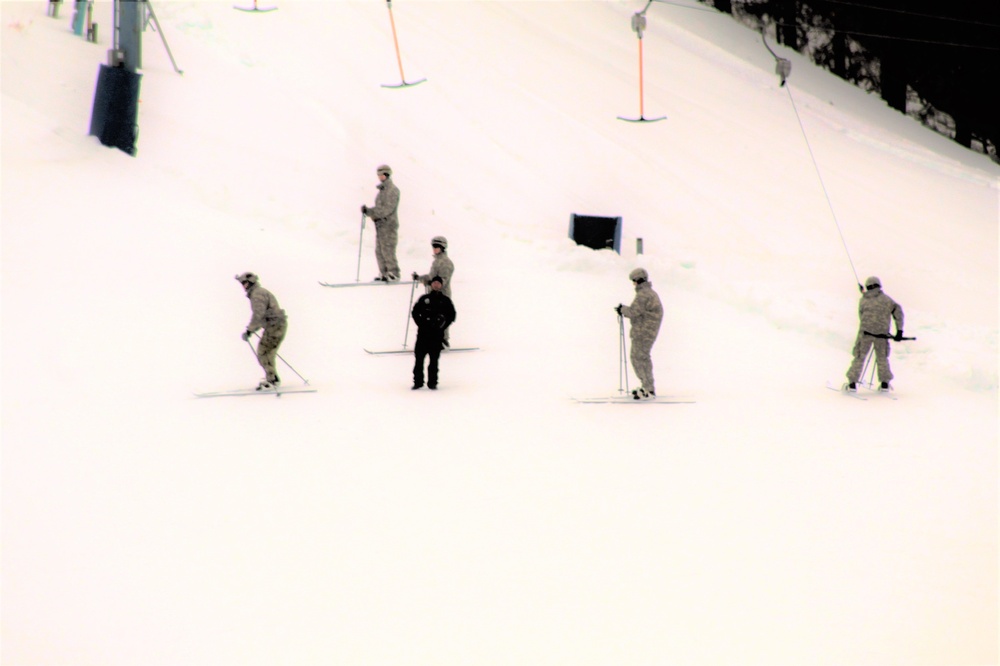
[698,0,999,161]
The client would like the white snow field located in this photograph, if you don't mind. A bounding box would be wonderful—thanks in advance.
[2,1,997,664]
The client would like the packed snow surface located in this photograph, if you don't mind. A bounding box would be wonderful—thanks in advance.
[2,1,997,664]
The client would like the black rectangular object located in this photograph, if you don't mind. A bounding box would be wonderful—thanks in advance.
[569,214,622,254]
[89,64,141,156]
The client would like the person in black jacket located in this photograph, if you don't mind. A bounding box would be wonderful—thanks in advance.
[411,276,456,390]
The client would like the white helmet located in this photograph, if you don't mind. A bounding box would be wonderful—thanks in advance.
[431,236,448,250]
[628,268,648,282]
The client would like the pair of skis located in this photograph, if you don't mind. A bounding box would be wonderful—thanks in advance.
[572,394,694,405]
[321,278,480,355]
[826,382,898,401]
[319,279,416,289]
[195,384,316,398]
[365,346,480,355]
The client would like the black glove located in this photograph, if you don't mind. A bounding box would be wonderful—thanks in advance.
[894,330,904,341]
[614,304,623,315]
[361,205,368,215]
[412,271,420,281]
[241,329,252,341]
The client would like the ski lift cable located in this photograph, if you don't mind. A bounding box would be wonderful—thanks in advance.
[804,0,1000,30]
[648,0,1000,49]
[762,30,862,289]
[786,85,862,289]
[771,20,1000,50]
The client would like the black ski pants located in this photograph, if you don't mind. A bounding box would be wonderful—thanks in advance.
[413,334,443,388]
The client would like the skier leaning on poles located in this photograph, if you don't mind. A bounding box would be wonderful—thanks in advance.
[845,275,905,392]
[412,235,455,345]
[413,236,454,297]
[236,272,287,391]
[615,267,663,400]
[361,164,401,282]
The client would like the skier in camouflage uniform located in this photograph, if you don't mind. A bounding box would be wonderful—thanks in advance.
[236,272,288,390]
[413,236,454,297]
[412,236,455,345]
[845,276,905,391]
[616,268,663,399]
[361,164,401,281]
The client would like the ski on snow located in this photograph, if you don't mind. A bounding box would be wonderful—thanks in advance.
[195,385,317,398]
[319,280,416,289]
[827,381,865,399]
[234,3,277,11]
[364,347,480,355]
[573,395,695,404]
[826,381,898,400]
[859,385,899,400]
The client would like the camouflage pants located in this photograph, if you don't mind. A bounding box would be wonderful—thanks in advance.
[374,222,400,278]
[846,335,892,383]
[630,338,656,394]
[256,321,287,382]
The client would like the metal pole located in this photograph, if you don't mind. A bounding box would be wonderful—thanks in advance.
[355,212,366,282]
[619,313,630,395]
[402,279,418,350]
[863,344,877,388]
[638,36,645,118]
[251,333,309,385]
[386,0,407,83]
[144,1,183,75]
[618,314,624,394]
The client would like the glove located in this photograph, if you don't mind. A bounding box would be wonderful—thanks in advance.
[241,330,252,341]
[894,330,904,341]
[614,304,623,315]
[412,271,420,281]
[361,205,368,215]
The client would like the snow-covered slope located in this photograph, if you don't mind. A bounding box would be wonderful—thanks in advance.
[2,2,997,664]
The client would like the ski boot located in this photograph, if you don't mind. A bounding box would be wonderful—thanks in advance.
[256,376,280,391]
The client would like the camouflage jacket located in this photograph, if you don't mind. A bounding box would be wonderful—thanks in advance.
[245,284,287,332]
[621,281,663,343]
[417,252,455,296]
[367,177,400,230]
[857,289,903,336]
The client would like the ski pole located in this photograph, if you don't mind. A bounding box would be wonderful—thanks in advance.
[251,333,310,385]
[401,279,418,350]
[862,345,876,389]
[618,314,624,394]
[619,313,630,395]
[355,212,366,282]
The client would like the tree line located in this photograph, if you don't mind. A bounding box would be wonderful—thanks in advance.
[700,0,1000,162]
